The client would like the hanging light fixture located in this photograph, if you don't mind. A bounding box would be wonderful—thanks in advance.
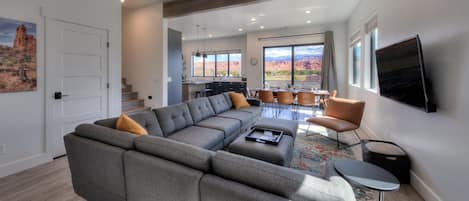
[202,27,208,58]
[195,25,201,57]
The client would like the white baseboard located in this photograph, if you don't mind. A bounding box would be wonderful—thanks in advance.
[410,171,443,201]
[0,153,52,178]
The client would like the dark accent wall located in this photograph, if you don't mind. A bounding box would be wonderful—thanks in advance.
[167,28,183,105]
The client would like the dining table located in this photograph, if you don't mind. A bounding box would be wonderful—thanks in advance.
[250,88,331,107]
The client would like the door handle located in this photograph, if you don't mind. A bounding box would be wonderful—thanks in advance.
[54,92,70,100]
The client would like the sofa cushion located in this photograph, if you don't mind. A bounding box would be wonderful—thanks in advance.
[239,106,262,117]
[212,151,356,201]
[154,103,194,136]
[116,114,148,135]
[209,94,233,114]
[200,175,288,201]
[187,97,216,123]
[217,110,256,126]
[75,124,137,149]
[134,135,213,172]
[195,117,241,139]
[95,111,163,137]
[167,126,224,150]
[124,151,203,201]
[64,134,128,201]
[223,92,233,106]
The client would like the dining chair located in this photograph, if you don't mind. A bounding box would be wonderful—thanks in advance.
[259,90,277,117]
[320,89,337,108]
[306,97,365,149]
[296,91,316,119]
[276,91,295,119]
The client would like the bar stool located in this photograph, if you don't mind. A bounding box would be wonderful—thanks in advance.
[259,90,277,118]
[297,91,316,119]
[320,90,337,108]
[276,91,295,119]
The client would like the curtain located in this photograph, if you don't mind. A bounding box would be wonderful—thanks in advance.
[321,31,338,92]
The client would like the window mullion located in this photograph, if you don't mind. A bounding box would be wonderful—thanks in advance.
[228,54,230,77]
[214,54,217,77]
[291,46,294,86]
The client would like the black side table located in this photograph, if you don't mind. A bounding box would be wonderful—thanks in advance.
[334,160,400,201]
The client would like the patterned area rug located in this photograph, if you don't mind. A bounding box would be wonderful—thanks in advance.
[290,125,376,201]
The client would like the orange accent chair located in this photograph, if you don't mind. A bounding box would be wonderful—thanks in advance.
[306,97,365,149]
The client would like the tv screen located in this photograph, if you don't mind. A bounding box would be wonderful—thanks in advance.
[376,35,436,112]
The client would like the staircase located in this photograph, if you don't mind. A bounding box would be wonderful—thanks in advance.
[122,78,151,115]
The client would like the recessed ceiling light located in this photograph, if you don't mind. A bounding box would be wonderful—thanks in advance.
[182,37,185,40]
[121,0,125,3]
[306,20,312,24]
[305,10,311,14]
[260,26,265,29]
[251,18,257,22]
[208,34,213,38]
[238,28,244,32]
[258,13,266,17]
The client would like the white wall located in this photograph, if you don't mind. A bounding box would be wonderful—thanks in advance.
[182,35,246,81]
[245,24,349,96]
[347,1,469,201]
[0,0,122,178]
[122,1,167,108]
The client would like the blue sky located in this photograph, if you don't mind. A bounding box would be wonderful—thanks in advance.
[0,17,36,47]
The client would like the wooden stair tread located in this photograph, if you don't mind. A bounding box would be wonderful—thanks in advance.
[122,99,142,103]
[123,106,151,114]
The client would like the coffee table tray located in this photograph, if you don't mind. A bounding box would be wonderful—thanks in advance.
[245,127,284,145]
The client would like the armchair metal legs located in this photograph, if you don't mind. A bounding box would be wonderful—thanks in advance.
[305,123,362,150]
[336,130,362,150]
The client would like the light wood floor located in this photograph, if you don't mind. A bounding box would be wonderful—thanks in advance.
[0,106,424,201]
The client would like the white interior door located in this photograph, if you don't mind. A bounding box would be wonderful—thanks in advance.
[46,19,109,157]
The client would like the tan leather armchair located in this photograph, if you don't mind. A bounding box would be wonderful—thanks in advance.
[306,97,365,149]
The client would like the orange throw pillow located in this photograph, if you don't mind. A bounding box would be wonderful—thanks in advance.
[229,92,250,110]
[116,114,148,135]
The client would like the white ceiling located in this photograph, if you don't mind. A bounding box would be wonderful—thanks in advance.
[168,0,360,41]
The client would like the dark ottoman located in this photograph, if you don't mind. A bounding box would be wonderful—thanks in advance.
[228,132,294,167]
[362,140,411,183]
[254,118,299,139]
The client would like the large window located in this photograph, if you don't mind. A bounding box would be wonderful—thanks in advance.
[352,42,361,85]
[192,52,242,77]
[263,44,324,89]
[368,28,378,89]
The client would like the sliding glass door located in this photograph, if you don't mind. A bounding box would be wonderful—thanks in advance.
[264,47,293,88]
[264,44,324,89]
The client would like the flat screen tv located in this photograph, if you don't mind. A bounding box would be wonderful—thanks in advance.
[376,35,436,113]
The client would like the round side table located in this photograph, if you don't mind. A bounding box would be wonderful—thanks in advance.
[334,159,400,201]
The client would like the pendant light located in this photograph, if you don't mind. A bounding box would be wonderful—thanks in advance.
[202,27,208,58]
[195,25,201,57]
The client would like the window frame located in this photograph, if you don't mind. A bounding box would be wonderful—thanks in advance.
[262,43,325,88]
[350,41,362,86]
[366,28,379,91]
[191,51,242,78]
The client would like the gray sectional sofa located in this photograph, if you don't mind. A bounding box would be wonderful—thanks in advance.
[64,93,356,201]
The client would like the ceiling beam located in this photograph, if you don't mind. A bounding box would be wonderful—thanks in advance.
[163,0,259,18]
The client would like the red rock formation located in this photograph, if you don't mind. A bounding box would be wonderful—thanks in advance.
[13,24,36,55]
